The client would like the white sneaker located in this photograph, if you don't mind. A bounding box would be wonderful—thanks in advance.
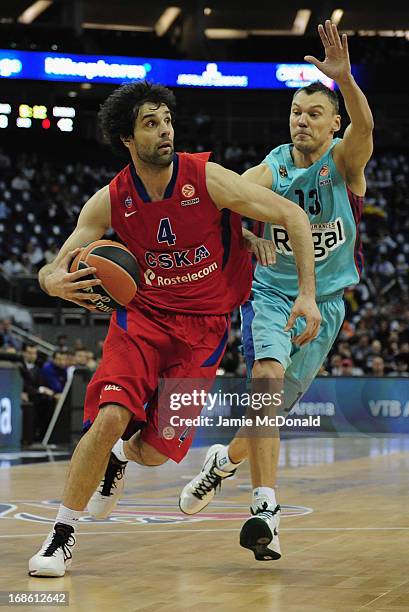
[240,502,281,561]
[179,444,237,515]
[28,523,76,577]
[87,452,127,519]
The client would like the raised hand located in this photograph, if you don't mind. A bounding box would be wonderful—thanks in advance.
[304,20,352,84]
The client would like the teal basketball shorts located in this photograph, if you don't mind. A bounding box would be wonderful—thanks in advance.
[240,284,345,412]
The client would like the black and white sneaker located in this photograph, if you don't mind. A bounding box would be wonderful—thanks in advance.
[179,445,236,515]
[87,452,127,519]
[240,502,281,561]
[28,523,76,577]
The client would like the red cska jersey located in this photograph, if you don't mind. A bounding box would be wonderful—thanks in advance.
[109,152,252,315]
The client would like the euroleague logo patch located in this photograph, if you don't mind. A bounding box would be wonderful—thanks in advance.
[181,184,195,198]
[319,164,331,186]
[181,183,200,207]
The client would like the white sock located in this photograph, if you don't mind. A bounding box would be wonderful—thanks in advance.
[216,445,244,472]
[55,504,82,530]
[112,438,128,463]
[252,487,277,510]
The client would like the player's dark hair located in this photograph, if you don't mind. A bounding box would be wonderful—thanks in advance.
[98,80,176,157]
[293,81,339,114]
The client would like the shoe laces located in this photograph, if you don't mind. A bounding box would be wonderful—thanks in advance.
[43,524,75,560]
[100,454,127,497]
[192,457,224,500]
[251,501,281,521]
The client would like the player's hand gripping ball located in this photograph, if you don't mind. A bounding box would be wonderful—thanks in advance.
[69,240,140,313]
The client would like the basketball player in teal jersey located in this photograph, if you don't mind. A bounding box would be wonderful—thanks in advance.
[180,20,374,561]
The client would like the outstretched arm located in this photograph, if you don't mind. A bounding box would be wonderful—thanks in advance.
[305,20,374,194]
[207,162,321,345]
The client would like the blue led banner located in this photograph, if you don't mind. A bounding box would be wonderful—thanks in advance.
[0,49,354,89]
[0,366,22,449]
[284,376,409,435]
[190,376,409,447]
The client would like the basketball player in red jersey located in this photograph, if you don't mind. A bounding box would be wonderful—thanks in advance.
[29,81,321,576]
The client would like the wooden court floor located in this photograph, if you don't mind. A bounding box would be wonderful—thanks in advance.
[1,437,409,612]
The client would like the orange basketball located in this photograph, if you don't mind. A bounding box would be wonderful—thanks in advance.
[70,240,140,312]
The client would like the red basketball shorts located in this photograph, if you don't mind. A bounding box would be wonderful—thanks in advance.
[83,305,230,463]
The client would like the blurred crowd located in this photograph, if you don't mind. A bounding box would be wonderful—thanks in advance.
[0,319,101,443]
[0,149,117,274]
[0,146,408,378]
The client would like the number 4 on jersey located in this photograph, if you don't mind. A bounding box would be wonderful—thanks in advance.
[157,217,176,246]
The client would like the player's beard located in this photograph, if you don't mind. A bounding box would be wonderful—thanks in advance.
[136,144,174,167]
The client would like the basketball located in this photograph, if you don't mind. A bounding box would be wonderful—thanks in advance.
[69,240,140,312]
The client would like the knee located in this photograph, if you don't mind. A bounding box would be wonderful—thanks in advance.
[90,404,132,445]
[139,441,169,466]
[253,358,284,381]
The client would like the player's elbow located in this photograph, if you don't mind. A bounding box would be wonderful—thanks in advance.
[280,203,309,232]
[359,124,374,137]
[367,118,375,133]
[354,117,374,135]
[365,112,375,133]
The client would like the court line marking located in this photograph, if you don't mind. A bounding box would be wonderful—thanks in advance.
[3,440,409,470]
[2,526,409,538]
[357,577,409,610]
[0,461,71,469]
[0,500,276,508]
[357,592,398,610]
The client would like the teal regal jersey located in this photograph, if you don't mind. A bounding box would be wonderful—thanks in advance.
[254,138,364,298]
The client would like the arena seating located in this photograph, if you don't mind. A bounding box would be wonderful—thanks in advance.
[1,149,408,376]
